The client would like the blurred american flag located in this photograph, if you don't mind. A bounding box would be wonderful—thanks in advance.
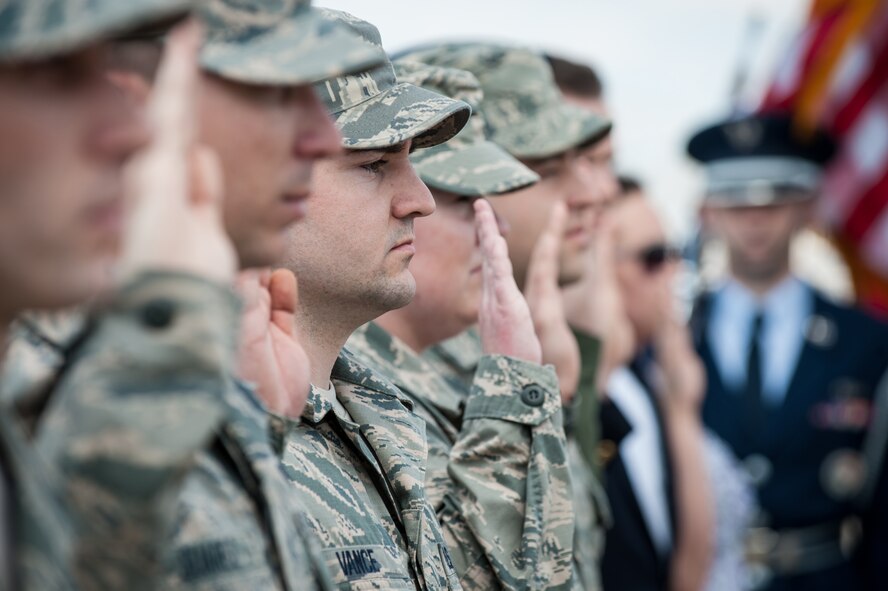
[761,0,888,314]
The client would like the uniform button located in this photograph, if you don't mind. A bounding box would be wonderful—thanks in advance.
[520,384,545,407]
[141,299,175,329]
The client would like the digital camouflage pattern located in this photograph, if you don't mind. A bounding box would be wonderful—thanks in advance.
[313,10,470,151]
[1,310,85,411]
[26,272,236,590]
[11,273,333,591]
[199,0,385,87]
[162,380,333,591]
[396,43,612,160]
[394,60,539,197]
[271,348,463,590]
[0,0,193,60]
[347,322,575,591]
[0,409,73,590]
[426,328,609,591]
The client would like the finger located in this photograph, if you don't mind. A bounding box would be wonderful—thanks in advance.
[190,146,224,207]
[269,269,298,337]
[474,199,514,283]
[148,19,200,152]
[525,202,566,299]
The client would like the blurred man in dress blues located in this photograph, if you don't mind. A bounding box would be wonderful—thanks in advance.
[689,112,888,591]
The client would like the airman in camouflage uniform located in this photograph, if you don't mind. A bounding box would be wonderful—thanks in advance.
[345,60,575,591]
[1,2,386,590]
[399,43,616,591]
[270,10,472,590]
[0,2,206,589]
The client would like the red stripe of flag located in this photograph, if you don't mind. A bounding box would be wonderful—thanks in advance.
[842,165,888,241]
[832,35,888,133]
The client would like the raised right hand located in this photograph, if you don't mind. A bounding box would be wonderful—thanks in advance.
[117,21,237,283]
[475,199,542,364]
[524,203,581,400]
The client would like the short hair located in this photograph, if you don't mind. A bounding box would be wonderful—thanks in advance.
[545,54,603,99]
[618,175,643,196]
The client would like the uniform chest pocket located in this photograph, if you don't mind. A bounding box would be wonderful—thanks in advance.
[323,545,414,590]
[412,507,462,591]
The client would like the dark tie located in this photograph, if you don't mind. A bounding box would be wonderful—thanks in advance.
[744,312,766,432]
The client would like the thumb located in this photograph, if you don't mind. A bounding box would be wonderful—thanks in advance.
[269,268,298,337]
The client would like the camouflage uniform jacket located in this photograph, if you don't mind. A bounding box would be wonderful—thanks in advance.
[0,408,73,591]
[426,328,609,591]
[8,272,329,590]
[347,322,574,591]
[269,347,463,591]
[162,379,333,591]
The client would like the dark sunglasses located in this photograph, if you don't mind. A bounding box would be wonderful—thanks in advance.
[635,244,681,273]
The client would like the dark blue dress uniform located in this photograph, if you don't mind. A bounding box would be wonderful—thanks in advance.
[688,113,888,591]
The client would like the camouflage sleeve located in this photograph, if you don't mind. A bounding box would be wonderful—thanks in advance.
[34,271,239,591]
[437,354,575,591]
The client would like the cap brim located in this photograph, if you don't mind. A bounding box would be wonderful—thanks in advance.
[333,82,471,150]
[494,101,612,160]
[1,0,191,61]
[200,7,385,86]
[413,140,539,197]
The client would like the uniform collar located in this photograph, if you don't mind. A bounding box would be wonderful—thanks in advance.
[300,346,415,426]
[348,322,465,416]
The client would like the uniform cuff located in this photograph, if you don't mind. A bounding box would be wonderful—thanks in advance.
[111,270,241,361]
[462,355,561,426]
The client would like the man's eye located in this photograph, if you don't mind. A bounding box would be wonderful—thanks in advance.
[361,160,386,174]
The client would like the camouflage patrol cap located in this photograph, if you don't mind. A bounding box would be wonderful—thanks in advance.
[397,43,612,160]
[395,60,539,197]
[314,10,470,151]
[0,0,193,61]
[199,0,385,86]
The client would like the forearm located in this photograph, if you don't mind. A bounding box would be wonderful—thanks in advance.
[665,407,714,591]
[35,271,240,590]
[439,355,574,591]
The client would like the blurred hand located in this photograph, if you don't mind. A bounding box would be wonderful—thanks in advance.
[237,269,311,417]
[475,199,542,365]
[524,203,580,402]
[561,216,619,337]
[651,283,704,412]
[118,21,236,283]
[560,216,633,395]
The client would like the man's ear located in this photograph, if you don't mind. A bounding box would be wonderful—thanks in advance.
[107,70,152,106]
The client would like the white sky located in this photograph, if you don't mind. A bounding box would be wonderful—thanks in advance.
[318,0,811,238]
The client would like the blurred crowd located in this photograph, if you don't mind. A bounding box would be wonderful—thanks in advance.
[1,1,886,591]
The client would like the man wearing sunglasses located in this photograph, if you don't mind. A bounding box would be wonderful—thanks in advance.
[598,178,715,591]
[689,112,888,591]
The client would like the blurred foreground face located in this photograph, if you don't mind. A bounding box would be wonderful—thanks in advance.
[491,140,618,287]
[707,201,809,286]
[0,46,149,315]
[199,76,341,268]
[612,193,678,346]
[405,189,486,341]
[285,141,436,315]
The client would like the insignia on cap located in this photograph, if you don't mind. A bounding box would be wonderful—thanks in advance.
[723,119,764,152]
[805,315,837,348]
[820,448,867,500]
